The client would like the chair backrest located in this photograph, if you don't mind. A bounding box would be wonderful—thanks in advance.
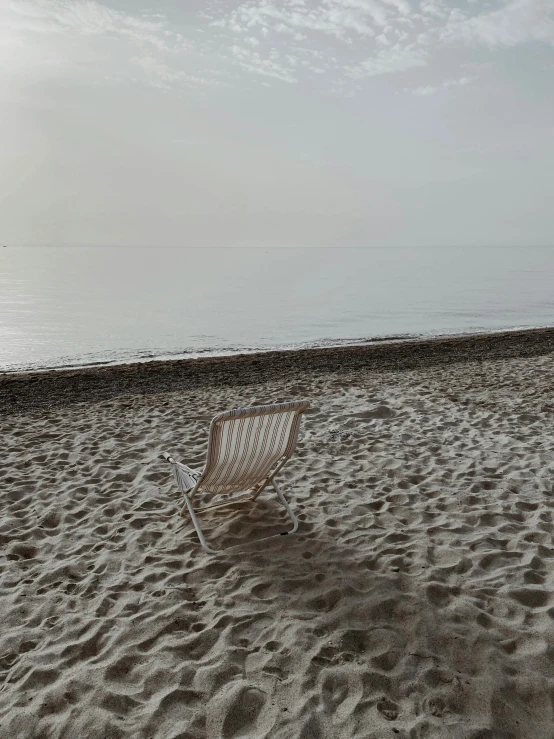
[197,401,309,496]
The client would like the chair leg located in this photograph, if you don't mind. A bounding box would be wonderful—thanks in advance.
[180,480,299,554]
[181,494,220,554]
[271,479,299,534]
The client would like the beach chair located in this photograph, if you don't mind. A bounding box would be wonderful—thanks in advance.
[162,401,309,553]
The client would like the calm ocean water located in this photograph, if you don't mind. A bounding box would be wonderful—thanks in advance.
[2,246,554,372]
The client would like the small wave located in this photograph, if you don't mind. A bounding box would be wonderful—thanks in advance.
[2,323,553,374]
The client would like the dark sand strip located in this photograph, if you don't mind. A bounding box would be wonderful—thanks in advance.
[2,327,554,415]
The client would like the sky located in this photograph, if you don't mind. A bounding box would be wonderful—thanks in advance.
[1,0,553,247]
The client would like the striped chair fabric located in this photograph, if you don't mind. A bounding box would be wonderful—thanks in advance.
[198,401,308,496]
[162,400,309,553]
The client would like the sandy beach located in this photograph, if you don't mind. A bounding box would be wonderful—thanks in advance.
[2,329,554,738]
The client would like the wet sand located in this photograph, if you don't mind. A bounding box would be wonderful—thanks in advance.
[2,327,554,415]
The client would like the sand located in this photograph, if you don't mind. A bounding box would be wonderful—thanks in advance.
[2,335,554,738]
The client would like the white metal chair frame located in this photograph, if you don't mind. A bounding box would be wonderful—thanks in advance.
[162,401,309,554]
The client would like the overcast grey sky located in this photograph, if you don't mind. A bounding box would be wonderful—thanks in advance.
[2,0,553,247]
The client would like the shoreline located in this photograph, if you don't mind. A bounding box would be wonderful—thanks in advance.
[3,326,554,415]
[3,324,552,375]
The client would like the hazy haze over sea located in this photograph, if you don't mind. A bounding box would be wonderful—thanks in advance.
[2,246,553,372]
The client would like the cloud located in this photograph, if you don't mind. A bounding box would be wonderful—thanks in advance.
[349,45,428,78]
[208,0,427,85]
[131,56,226,90]
[1,0,204,91]
[4,0,173,50]
[3,0,553,97]
[408,74,472,95]
[440,0,554,48]
[229,43,298,82]
[213,0,399,41]
[208,0,554,89]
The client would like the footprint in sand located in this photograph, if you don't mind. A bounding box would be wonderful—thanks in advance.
[208,682,272,738]
[377,697,399,721]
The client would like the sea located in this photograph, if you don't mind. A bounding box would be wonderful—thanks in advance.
[2,246,553,372]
